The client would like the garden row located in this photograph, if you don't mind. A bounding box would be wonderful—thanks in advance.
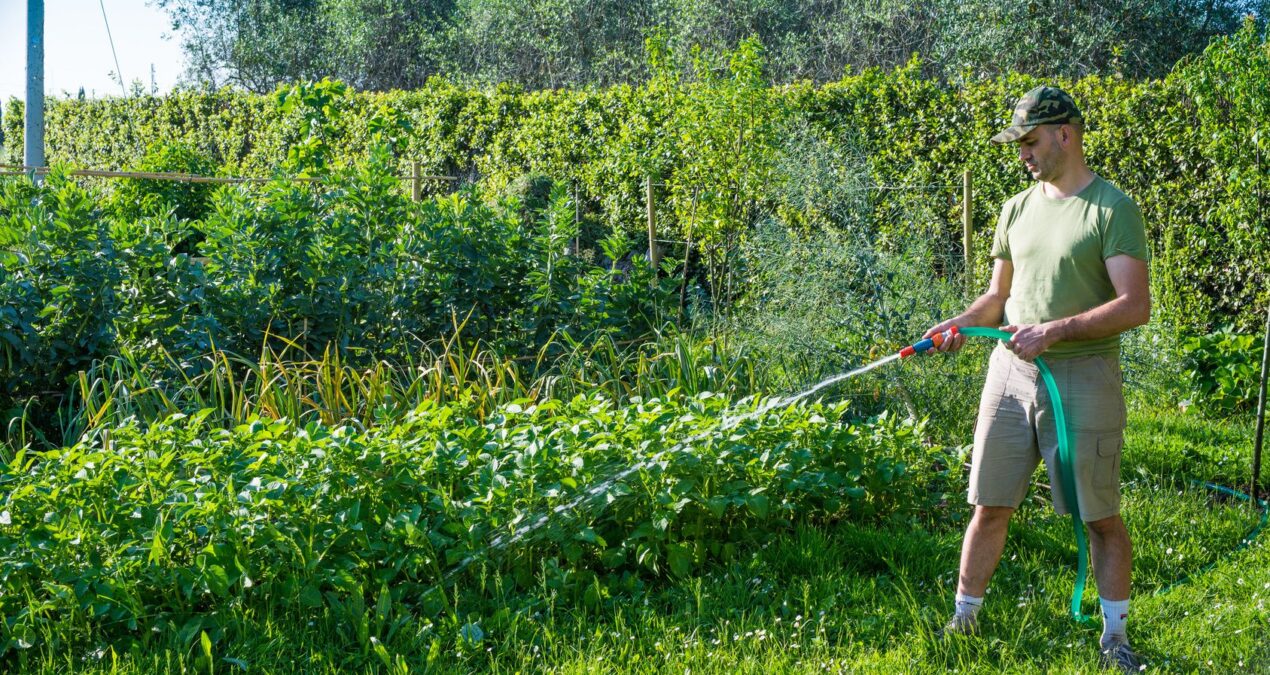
[0,151,679,429]
[0,390,935,658]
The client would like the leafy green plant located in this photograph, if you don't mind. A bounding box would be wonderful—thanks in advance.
[106,142,220,227]
[1180,326,1265,414]
[0,390,928,659]
[274,78,353,176]
[0,172,122,405]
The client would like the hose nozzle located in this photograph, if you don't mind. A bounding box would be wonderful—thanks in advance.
[900,325,959,358]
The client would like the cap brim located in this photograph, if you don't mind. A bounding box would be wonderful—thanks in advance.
[990,124,1035,144]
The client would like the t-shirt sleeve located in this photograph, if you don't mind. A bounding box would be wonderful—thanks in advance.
[990,203,1012,261]
[1102,198,1151,262]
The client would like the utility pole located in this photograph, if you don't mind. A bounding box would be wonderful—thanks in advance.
[25,0,45,178]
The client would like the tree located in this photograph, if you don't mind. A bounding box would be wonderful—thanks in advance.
[156,0,1270,92]
[155,0,451,92]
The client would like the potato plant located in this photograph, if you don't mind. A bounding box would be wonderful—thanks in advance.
[0,392,930,656]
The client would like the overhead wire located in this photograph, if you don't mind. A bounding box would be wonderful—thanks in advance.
[98,0,127,96]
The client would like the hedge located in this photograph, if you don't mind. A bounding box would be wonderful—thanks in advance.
[4,27,1268,332]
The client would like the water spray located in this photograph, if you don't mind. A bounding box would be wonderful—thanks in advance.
[438,324,1265,624]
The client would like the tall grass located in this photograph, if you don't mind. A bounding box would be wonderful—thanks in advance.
[33,324,776,452]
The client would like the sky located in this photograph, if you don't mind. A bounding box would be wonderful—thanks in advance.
[1,0,188,103]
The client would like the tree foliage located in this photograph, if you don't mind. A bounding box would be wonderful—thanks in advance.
[156,0,453,92]
[155,0,1270,90]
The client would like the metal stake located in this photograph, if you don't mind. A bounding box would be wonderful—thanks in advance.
[1253,132,1267,501]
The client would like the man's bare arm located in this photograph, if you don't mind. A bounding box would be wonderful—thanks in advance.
[923,258,1013,353]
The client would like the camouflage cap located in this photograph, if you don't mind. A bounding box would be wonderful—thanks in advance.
[990,86,1083,144]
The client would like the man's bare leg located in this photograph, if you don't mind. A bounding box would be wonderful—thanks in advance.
[943,505,1015,635]
[958,505,1015,596]
[1085,514,1141,669]
[1086,514,1132,601]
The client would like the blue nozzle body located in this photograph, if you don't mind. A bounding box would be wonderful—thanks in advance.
[900,326,959,358]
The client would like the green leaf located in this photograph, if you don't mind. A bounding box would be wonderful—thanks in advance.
[746,492,770,518]
[371,637,392,669]
[299,584,324,609]
[459,622,484,646]
[704,495,727,518]
[148,513,166,565]
[667,543,693,577]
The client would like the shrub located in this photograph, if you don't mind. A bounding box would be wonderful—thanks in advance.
[1181,326,1266,414]
[0,173,122,402]
[107,142,220,227]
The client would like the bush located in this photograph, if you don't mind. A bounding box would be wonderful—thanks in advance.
[0,171,217,442]
[1181,326,1267,414]
[11,31,1270,334]
[0,174,122,402]
[107,142,220,227]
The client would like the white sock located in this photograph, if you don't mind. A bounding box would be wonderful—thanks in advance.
[954,592,983,621]
[1100,597,1130,647]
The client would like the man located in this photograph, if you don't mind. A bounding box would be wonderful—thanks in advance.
[922,86,1151,673]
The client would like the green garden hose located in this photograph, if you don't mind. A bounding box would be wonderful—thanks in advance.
[957,326,1094,624]
[1152,481,1269,597]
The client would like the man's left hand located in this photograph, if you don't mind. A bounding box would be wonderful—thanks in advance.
[1002,323,1060,361]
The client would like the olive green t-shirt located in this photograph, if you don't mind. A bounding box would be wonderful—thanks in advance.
[990,175,1150,359]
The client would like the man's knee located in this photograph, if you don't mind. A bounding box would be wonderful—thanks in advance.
[971,505,1014,531]
[1085,514,1129,540]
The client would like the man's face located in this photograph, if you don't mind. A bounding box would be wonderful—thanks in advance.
[1016,125,1065,181]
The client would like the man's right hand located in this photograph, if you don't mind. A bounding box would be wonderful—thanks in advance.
[921,318,967,353]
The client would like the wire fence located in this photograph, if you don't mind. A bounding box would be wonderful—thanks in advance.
[0,163,459,192]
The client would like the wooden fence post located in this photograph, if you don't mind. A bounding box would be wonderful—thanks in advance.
[411,161,422,202]
[963,169,974,293]
[646,176,661,270]
[679,187,700,321]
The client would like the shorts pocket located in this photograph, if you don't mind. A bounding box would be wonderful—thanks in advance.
[1069,357,1126,431]
[1095,434,1123,489]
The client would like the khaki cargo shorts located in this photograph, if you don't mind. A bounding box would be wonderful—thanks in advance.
[969,346,1126,522]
